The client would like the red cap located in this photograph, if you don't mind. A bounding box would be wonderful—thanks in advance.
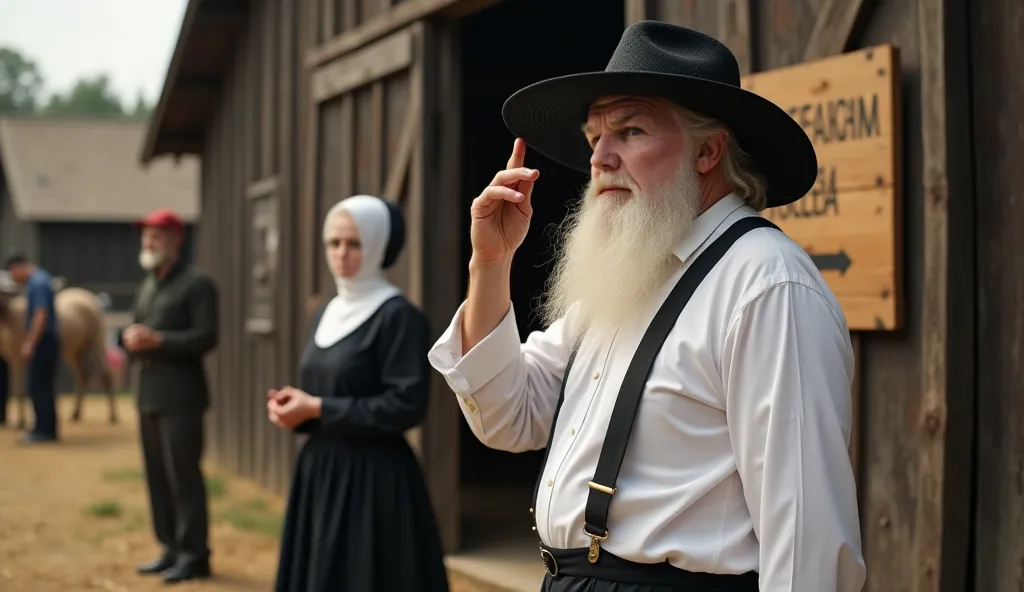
[135,208,185,234]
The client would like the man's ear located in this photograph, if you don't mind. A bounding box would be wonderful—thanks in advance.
[694,129,729,174]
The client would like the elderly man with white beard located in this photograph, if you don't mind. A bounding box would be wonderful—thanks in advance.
[428,21,865,592]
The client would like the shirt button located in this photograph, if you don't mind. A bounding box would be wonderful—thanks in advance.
[466,402,477,413]
[592,371,600,380]
[570,428,576,436]
[547,479,553,487]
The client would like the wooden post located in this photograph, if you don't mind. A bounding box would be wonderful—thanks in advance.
[913,0,975,589]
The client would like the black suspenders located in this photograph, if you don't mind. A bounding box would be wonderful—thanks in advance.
[531,216,781,563]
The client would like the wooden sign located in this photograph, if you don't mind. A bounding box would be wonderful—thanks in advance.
[742,45,902,331]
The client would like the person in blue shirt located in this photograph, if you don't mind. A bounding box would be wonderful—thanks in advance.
[5,252,60,444]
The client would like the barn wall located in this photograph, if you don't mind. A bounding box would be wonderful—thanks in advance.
[968,0,1024,588]
[303,0,468,552]
[37,222,196,312]
[197,0,302,495]
[0,177,39,262]
[635,1,976,590]
[188,0,472,514]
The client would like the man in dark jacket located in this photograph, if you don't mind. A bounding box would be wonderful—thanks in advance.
[118,209,218,584]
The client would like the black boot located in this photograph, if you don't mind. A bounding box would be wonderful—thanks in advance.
[136,553,177,575]
[161,558,211,584]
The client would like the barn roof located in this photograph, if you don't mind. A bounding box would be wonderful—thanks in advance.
[0,116,200,222]
[139,0,250,164]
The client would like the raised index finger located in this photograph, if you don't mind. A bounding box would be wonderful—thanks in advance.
[506,137,526,170]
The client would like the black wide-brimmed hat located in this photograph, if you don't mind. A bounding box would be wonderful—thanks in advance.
[501,21,817,208]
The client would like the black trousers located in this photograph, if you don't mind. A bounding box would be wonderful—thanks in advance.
[28,334,59,438]
[139,411,210,562]
[539,547,759,592]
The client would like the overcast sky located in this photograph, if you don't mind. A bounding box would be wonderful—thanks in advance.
[0,0,188,105]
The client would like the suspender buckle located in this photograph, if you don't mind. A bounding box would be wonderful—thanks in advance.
[540,547,559,576]
[583,526,609,563]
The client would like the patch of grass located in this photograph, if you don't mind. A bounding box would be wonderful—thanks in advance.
[84,499,123,519]
[205,474,227,499]
[124,508,147,532]
[102,467,143,482]
[215,497,282,538]
[76,507,147,544]
[102,468,226,500]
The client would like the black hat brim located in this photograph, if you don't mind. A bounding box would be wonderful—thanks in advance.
[501,70,818,209]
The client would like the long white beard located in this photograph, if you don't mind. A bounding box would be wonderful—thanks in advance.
[540,159,703,336]
[138,249,164,271]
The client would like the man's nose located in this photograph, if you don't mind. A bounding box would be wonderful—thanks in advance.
[589,137,621,172]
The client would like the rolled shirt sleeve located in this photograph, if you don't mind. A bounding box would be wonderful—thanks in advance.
[427,300,574,453]
[721,275,866,591]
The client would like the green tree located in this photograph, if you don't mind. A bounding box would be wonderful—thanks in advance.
[129,88,154,119]
[44,73,124,116]
[0,46,45,114]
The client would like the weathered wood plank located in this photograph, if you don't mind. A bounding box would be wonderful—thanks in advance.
[969,0,1024,587]
[383,81,421,200]
[624,0,656,24]
[321,0,336,44]
[371,81,385,193]
[277,0,298,495]
[912,0,976,588]
[311,26,413,103]
[718,0,752,73]
[305,0,500,67]
[417,18,463,555]
[803,0,872,61]
[849,332,862,486]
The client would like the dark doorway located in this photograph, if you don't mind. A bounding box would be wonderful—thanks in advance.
[456,0,624,558]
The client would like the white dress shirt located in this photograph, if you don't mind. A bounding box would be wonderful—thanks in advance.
[428,194,866,591]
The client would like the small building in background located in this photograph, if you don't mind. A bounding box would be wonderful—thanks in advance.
[0,115,199,311]
[0,115,200,391]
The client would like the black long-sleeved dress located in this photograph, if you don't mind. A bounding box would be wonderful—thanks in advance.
[273,295,450,592]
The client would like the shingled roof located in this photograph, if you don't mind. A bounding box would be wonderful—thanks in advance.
[0,116,199,222]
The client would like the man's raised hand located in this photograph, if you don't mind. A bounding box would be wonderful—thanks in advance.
[469,138,539,265]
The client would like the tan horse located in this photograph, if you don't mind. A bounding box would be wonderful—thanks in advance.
[0,281,118,428]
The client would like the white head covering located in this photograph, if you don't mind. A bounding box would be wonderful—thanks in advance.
[313,195,402,348]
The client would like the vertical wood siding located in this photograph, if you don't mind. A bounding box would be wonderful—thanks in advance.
[198,0,300,495]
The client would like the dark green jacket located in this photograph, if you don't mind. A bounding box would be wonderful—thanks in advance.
[118,260,219,414]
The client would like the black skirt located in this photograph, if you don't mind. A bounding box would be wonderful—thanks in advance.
[274,433,450,592]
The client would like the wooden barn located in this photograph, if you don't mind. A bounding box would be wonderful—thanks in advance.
[140,0,1020,590]
[0,116,199,313]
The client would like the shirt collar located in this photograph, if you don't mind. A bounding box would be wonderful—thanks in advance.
[671,192,751,265]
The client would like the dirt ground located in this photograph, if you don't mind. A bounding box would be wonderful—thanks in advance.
[0,397,498,592]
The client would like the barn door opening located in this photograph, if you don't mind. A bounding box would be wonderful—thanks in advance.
[300,19,463,553]
[449,0,623,580]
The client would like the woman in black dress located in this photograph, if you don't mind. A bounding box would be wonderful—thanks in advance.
[267,194,450,592]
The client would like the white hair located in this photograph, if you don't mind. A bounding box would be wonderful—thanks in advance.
[671,105,769,211]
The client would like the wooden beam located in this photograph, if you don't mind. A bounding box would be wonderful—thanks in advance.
[246,176,279,200]
[304,0,499,67]
[152,133,205,157]
[849,333,862,485]
[383,79,423,201]
[718,0,753,74]
[624,0,655,24]
[311,27,414,102]
[175,74,224,90]
[803,0,872,61]
[913,0,976,588]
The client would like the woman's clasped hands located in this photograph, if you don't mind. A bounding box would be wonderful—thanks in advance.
[267,386,322,429]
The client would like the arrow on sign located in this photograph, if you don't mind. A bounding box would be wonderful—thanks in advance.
[810,250,852,275]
